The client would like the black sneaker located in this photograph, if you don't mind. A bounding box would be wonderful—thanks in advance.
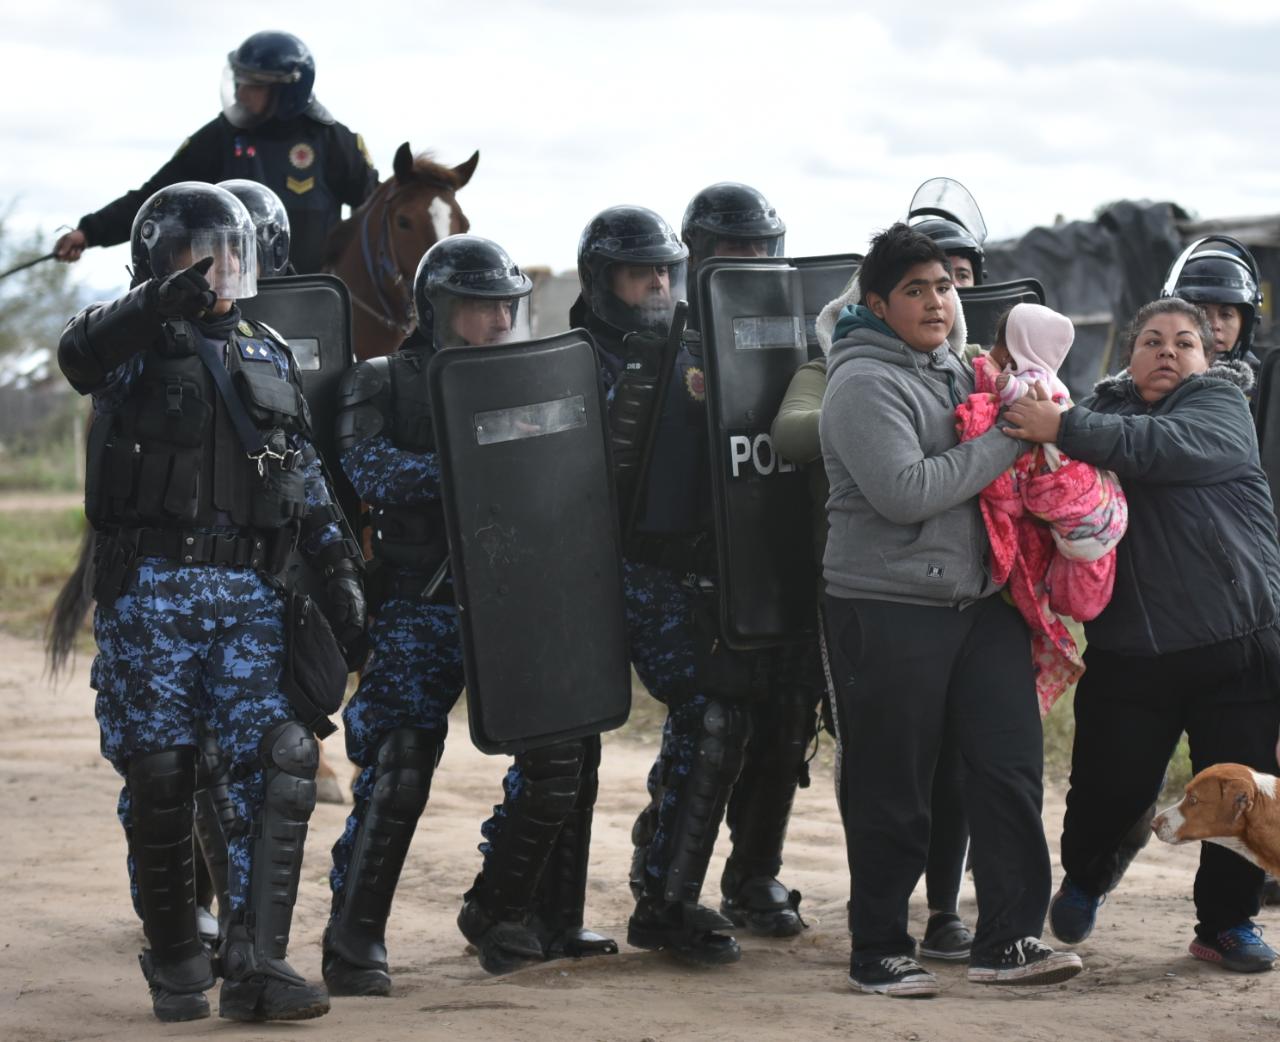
[1189,923,1277,974]
[919,912,973,962]
[1049,877,1103,944]
[848,955,938,998]
[969,937,1082,985]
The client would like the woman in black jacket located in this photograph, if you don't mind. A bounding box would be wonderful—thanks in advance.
[1005,297,1280,974]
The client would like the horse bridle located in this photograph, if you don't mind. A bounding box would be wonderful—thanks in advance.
[351,179,421,338]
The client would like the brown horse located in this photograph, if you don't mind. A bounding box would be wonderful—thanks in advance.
[324,142,478,360]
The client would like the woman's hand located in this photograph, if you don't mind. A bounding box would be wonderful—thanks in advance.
[1002,381,1064,444]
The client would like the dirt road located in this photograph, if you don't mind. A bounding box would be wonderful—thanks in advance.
[0,631,1273,1041]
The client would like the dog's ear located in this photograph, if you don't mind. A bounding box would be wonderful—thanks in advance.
[1223,776,1256,821]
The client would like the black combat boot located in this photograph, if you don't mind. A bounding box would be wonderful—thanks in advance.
[129,747,215,1022]
[529,747,617,960]
[627,701,747,966]
[323,727,440,997]
[219,722,329,1022]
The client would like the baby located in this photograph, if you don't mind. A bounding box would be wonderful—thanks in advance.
[989,302,1074,405]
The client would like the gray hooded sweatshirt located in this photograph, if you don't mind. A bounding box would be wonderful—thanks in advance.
[820,302,1022,606]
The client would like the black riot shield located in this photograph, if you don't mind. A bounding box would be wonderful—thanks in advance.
[427,330,630,754]
[697,257,817,649]
[238,273,358,521]
[792,253,862,358]
[957,278,1047,349]
[1255,348,1280,523]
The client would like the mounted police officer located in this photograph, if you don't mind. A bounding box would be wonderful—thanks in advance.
[572,203,749,964]
[57,181,367,1023]
[671,182,821,939]
[323,234,615,989]
[54,31,377,275]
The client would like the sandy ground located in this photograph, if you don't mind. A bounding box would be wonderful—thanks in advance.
[0,631,1276,1042]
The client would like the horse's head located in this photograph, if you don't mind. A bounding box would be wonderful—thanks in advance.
[384,141,477,267]
[326,142,480,357]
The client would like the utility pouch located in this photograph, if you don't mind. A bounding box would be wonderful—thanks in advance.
[92,530,139,606]
[280,589,345,739]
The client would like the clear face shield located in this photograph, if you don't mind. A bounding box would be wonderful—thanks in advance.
[595,259,689,336]
[908,177,988,246]
[220,62,279,130]
[148,228,259,301]
[433,293,530,349]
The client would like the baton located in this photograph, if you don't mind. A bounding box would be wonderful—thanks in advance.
[623,299,689,541]
[0,251,57,281]
[423,556,451,600]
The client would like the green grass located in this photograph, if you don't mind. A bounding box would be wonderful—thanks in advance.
[0,506,89,644]
[0,440,82,492]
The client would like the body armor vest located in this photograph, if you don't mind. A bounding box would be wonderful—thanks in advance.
[368,349,449,573]
[86,322,309,532]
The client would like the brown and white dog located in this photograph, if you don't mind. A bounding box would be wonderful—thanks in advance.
[1152,763,1280,876]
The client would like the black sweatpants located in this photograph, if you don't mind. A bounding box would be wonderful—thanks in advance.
[1060,633,1280,938]
[824,592,1050,964]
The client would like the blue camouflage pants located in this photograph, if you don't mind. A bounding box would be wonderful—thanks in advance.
[328,594,464,899]
[93,560,296,914]
[623,559,755,891]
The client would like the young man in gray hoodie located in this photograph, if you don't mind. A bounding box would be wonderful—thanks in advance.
[820,222,1082,997]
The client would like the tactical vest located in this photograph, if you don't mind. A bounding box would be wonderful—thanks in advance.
[218,118,339,274]
[367,349,450,573]
[86,322,310,533]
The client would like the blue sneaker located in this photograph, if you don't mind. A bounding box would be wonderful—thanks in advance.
[1189,923,1277,974]
[1049,878,1103,944]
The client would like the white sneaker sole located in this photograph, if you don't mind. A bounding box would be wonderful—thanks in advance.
[848,974,939,998]
[969,952,1083,985]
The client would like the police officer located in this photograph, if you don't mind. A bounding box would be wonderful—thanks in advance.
[678,183,823,938]
[54,31,376,275]
[1166,236,1264,368]
[57,181,367,1022]
[908,178,987,288]
[218,179,294,277]
[573,204,747,964]
[324,235,614,989]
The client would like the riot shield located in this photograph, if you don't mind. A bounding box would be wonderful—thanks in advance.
[239,273,357,519]
[1255,348,1280,522]
[428,330,630,753]
[792,253,862,358]
[697,256,817,649]
[958,278,1047,349]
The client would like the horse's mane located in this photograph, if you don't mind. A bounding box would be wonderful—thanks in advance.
[323,152,463,267]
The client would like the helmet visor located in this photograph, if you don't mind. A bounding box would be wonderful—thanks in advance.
[148,228,258,301]
[220,63,276,130]
[592,259,688,336]
[908,178,988,245]
[432,294,530,349]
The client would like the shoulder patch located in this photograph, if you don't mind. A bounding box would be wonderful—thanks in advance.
[238,338,275,362]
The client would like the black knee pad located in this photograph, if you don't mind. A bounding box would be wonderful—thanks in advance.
[129,746,197,839]
[259,721,318,821]
[699,700,748,787]
[369,726,441,819]
[195,732,230,789]
[514,741,588,820]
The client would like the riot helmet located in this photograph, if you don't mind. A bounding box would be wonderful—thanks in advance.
[413,235,533,350]
[578,206,688,336]
[221,31,316,129]
[1162,235,1263,358]
[908,177,988,285]
[130,182,257,300]
[218,179,291,276]
[681,182,786,268]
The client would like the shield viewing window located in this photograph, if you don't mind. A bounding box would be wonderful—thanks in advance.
[731,315,805,352]
[473,394,587,446]
[286,337,322,370]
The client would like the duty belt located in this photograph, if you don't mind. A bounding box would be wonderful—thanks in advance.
[129,526,296,572]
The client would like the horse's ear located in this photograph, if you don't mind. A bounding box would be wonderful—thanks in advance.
[452,150,480,189]
[393,142,415,184]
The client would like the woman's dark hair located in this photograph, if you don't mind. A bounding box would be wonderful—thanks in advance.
[1122,298,1214,363]
[857,222,952,304]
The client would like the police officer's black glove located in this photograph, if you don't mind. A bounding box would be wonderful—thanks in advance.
[153,256,217,320]
[323,557,368,669]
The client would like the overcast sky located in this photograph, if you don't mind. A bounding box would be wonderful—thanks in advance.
[4,0,1279,296]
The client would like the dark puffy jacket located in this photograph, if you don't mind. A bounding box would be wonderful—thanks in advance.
[1058,361,1280,655]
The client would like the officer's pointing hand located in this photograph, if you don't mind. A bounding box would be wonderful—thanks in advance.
[155,256,218,319]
